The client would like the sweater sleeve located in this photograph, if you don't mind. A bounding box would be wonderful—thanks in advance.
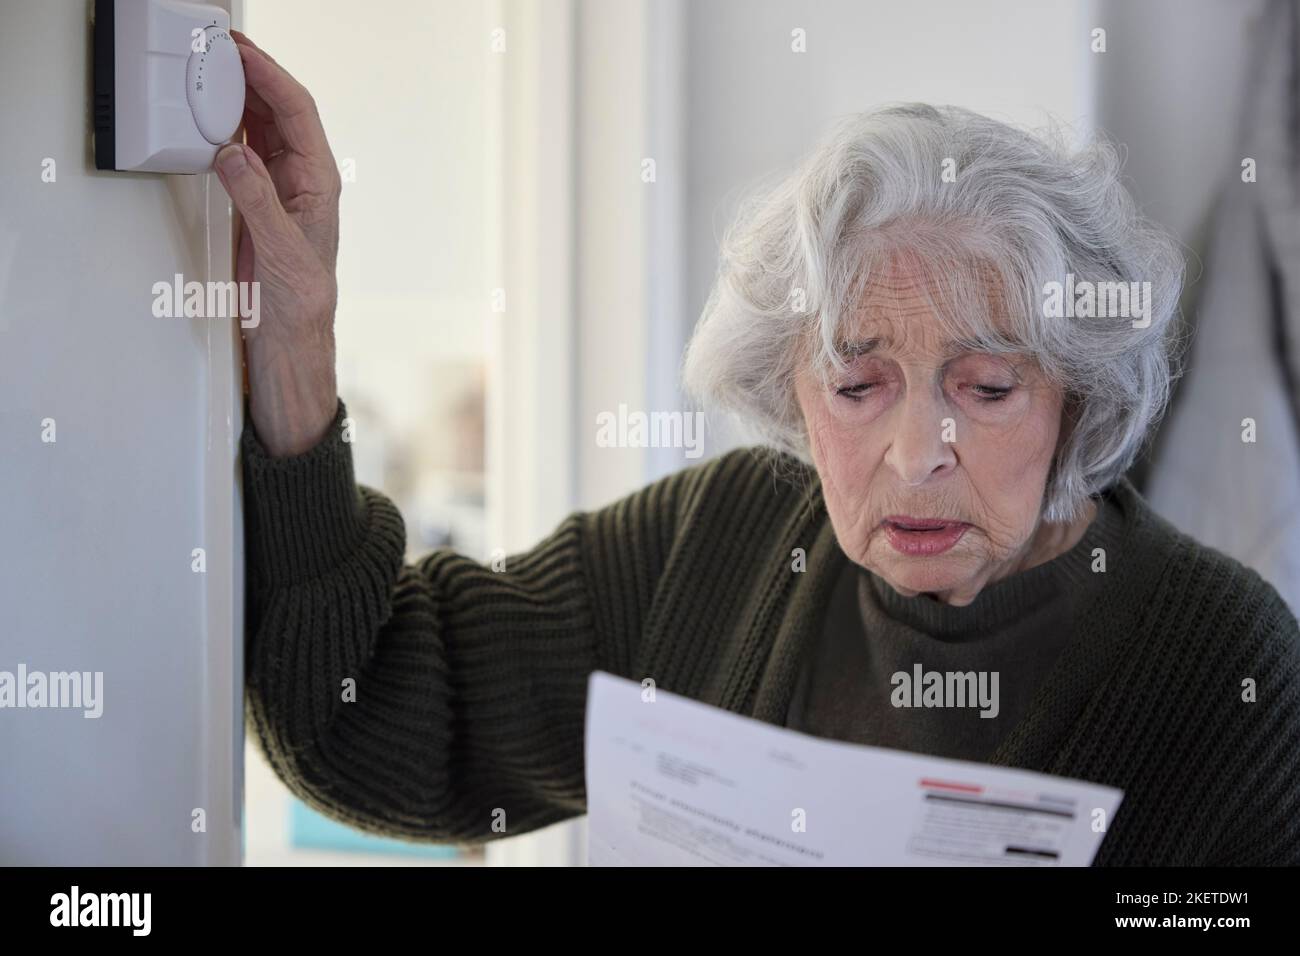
[241,397,700,847]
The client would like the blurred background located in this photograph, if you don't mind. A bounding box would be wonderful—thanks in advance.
[237,0,1300,866]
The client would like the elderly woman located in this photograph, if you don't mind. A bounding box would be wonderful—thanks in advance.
[225,34,1300,866]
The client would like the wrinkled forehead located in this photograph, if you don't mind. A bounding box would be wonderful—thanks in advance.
[835,250,1024,359]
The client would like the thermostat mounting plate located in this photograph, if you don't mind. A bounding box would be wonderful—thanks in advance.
[93,0,245,173]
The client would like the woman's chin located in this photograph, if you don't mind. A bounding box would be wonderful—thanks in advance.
[869,552,980,602]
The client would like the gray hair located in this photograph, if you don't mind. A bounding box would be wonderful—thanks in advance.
[682,103,1186,524]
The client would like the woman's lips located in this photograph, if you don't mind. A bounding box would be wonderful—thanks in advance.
[881,516,970,555]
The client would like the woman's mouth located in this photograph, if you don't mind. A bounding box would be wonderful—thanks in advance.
[881,516,970,556]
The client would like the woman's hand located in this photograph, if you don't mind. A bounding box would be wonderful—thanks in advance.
[216,30,342,457]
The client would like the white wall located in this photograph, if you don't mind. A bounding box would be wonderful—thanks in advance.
[0,0,242,865]
[1094,0,1269,261]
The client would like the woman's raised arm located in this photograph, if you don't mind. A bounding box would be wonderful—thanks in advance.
[241,398,704,844]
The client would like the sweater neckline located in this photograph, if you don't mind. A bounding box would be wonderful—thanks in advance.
[743,472,1169,773]
[861,489,1129,640]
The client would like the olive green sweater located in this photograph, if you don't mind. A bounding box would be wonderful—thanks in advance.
[242,398,1300,866]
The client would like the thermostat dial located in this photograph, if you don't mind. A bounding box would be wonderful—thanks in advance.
[185,26,243,145]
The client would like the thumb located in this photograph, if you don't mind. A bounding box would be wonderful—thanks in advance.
[215,144,290,246]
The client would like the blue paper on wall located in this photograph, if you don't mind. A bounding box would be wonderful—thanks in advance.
[288,799,462,859]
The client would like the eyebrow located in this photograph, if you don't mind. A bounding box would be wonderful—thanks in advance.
[835,335,1008,361]
[836,337,884,357]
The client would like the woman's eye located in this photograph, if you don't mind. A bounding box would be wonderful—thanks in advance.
[971,384,1013,401]
[835,383,876,401]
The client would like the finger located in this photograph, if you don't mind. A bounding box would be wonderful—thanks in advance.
[235,219,255,287]
[241,87,288,173]
[214,144,294,250]
[244,111,285,165]
[243,84,274,120]
[231,30,276,64]
[232,41,331,160]
[239,58,290,136]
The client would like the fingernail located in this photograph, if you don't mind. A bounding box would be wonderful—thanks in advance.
[217,144,246,174]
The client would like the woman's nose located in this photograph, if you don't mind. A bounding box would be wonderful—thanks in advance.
[882,389,958,487]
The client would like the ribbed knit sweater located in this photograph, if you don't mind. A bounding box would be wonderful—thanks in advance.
[242,398,1300,866]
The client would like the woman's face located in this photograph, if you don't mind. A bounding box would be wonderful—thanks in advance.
[795,263,1067,606]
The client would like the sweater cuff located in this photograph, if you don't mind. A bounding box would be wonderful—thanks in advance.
[241,397,380,590]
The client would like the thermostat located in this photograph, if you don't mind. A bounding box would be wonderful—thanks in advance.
[93,0,246,173]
